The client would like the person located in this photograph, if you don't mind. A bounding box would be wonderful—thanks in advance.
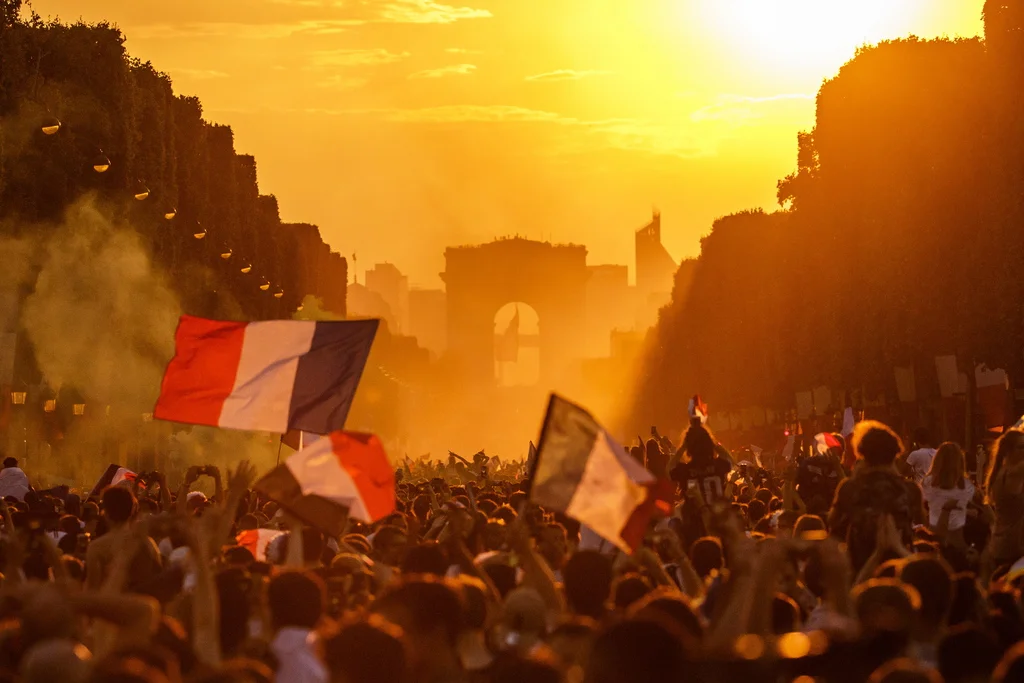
[920,443,975,535]
[0,455,30,501]
[985,429,1024,568]
[796,436,844,515]
[829,421,925,572]
[268,571,329,683]
[85,486,160,590]
[669,424,732,503]
[905,428,937,484]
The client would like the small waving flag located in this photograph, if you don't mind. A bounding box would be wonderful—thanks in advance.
[814,432,842,455]
[236,529,286,562]
[688,395,708,424]
[254,431,395,536]
[154,315,378,435]
[528,395,672,552]
[90,464,138,498]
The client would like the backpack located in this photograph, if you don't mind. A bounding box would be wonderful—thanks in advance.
[845,469,913,567]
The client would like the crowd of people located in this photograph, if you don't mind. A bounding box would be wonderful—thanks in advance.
[0,418,1021,683]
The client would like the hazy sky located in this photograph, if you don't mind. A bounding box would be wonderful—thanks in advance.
[31,0,983,287]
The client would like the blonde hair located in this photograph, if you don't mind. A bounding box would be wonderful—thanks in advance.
[925,442,965,490]
[986,430,1024,493]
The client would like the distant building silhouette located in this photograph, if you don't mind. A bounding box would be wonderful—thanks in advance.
[634,211,676,330]
[347,282,395,332]
[365,263,409,334]
[408,288,447,358]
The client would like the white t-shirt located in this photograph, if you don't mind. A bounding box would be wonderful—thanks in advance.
[906,448,937,483]
[922,476,975,530]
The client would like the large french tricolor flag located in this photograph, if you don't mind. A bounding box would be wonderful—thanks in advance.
[154,316,378,434]
[253,431,395,536]
[528,395,672,552]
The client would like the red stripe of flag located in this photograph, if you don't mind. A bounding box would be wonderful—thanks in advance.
[154,316,247,426]
[329,431,396,523]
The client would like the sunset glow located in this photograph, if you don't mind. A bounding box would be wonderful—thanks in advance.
[25,0,984,287]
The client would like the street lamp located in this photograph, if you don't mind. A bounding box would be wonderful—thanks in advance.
[240,264,252,274]
[273,289,284,299]
[10,391,26,405]
[43,400,56,413]
[220,248,232,259]
[134,182,150,201]
[73,404,85,416]
[259,281,271,291]
[92,152,111,173]
[164,207,177,220]
[41,117,61,135]
[193,226,207,240]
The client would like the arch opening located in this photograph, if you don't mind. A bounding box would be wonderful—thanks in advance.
[493,302,539,387]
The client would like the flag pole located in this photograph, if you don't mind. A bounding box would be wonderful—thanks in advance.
[276,436,283,466]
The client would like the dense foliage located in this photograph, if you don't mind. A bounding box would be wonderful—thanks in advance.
[633,7,1024,434]
[0,2,346,320]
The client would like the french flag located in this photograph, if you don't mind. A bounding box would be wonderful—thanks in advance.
[89,464,137,498]
[814,432,842,455]
[253,431,395,536]
[154,316,378,435]
[236,529,285,562]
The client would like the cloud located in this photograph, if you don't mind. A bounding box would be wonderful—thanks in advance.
[525,69,612,82]
[408,63,477,79]
[310,48,410,67]
[690,93,814,123]
[376,0,491,23]
[445,47,483,54]
[131,20,353,40]
[168,68,230,80]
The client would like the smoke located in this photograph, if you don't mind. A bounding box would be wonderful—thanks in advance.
[0,196,278,487]
[20,197,180,407]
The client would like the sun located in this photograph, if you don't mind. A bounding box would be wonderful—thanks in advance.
[699,0,921,75]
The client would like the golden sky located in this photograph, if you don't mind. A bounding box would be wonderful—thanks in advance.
[32,0,983,288]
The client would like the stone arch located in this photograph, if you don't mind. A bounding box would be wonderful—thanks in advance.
[441,238,588,387]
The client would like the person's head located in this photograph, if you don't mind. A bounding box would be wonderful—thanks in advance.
[938,624,1001,683]
[988,430,1024,491]
[898,556,954,631]
[101,486,137,526]
[927,443,966,490]
[537,523,569,571]
[498,587,548,652]
[611,573,653,612]
[681,424,716,467]
[689,537,723,580]
[912,427,934,450]
[325,620,406,683]
[20,638,92,683]
[563,551,613,620]
[868,658,943,683]
[853,421,904,468]
[2,457,17,469]
[852,579,920,642]
[584,619,686,683]
[267,570,325,632]
[400,542,448,577]
[627,589,704,647]
[373,525,410,566]
[370,578,464,667]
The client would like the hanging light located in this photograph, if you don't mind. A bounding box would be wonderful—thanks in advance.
[41,116,61,135]
[259,281,271,291]
[164,207,177,220]
[92,152,111,173]
[193,225,207,240]
[273,289,284,299]
[220,248,233,259]
[134,182,150,201]
[43,399,56,413]
[10,391,26,405]
[240,264,252,274]
[73,403,85,416]
[296,304,304,312]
